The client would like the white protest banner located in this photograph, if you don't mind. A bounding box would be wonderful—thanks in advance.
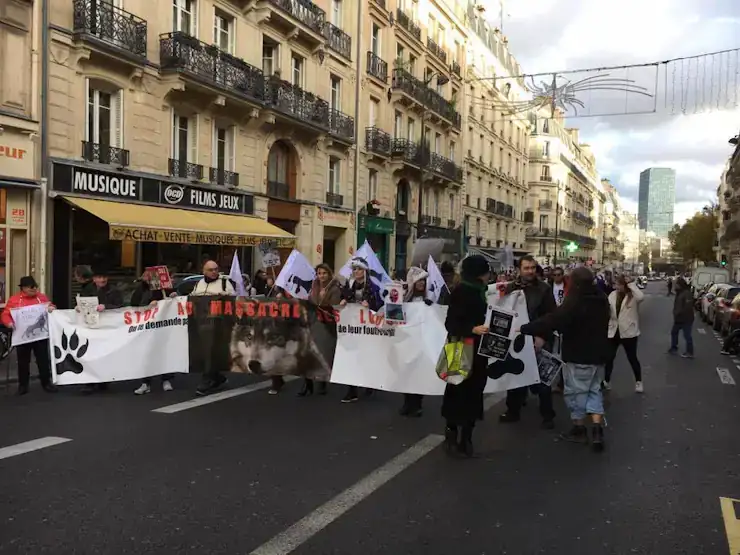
[49,298,189,385]
[275,249,316,300]
[426,255,446,303]
[10,303,49,346]
[338,240,392,288]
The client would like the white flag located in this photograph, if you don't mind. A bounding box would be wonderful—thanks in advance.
[275,249,316,300]
[229,251,247,297]
[426,255,446,303]
[338,240,392,287]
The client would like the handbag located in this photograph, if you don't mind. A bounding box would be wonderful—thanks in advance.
[435,336,475,385]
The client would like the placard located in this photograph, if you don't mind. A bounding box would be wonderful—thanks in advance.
[76,296,100,327]
[478,332,512,360]
[10,303,49,346]
[261,250,281,268]
[145,265,173,290]
[537,349,563,386]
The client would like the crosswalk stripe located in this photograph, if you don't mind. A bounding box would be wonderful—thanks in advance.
[719,497,740,555]
[0,437,72,461]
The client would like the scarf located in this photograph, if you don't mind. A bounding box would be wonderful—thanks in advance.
[616,291,626,316]
[461,279,487,302]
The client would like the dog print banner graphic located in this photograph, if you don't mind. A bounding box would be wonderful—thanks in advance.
[11,303,50,346]
[49,298,189,385]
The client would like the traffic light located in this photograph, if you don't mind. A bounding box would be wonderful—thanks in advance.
[721,254,728,267]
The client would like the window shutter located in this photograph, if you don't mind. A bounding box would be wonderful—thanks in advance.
[192,0,199,37]
[84,78,90,142]
[227,126,235,172]
[113,89,123,148]
[189,114,198,164]
[211,118,217,168]
[170,108,176,159]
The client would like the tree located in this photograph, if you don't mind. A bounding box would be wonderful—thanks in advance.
[668,205,718,265]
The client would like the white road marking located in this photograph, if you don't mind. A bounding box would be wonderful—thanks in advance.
[152,376,299,414]
[249,435,444,555]
[716,367,736,386]
[0,437,72,461]
[731,359,739,365]
[697,328,706,335]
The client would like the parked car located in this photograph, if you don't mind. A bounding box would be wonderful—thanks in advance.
[708,284,740,331]
[718,292,740,336]
[701,283,726,322]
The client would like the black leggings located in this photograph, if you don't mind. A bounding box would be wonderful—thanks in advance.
[605,335,642,383]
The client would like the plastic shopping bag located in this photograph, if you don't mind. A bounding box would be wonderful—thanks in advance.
[435,337,475,385]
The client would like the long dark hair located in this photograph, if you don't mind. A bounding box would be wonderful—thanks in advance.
[311,263,335,297]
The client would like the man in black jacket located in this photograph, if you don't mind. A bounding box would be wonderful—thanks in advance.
[520,267,611,452]
[499,255,558,429]
[669,277,694,358]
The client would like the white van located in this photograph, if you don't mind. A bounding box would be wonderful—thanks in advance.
[692,267,731,295]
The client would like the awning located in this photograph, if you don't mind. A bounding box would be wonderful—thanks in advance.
[467,247,500,264]
[62,196,296,248]
[0,177,40,189]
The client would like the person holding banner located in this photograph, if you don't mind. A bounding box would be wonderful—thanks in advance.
[339,257,383,403]
[1,276,57,395]
[441,255,491,458]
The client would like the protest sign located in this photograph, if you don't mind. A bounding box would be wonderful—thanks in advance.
[145,266,173,290]
[76,296,100,327]
[10,303,49,346]
[537,349,563,386]
[261,251,281,268]
[49,298,189,385]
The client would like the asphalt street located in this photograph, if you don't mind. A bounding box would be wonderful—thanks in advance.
[0,282,738,554]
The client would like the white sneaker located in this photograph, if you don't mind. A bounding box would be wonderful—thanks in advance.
[635,381,644,393]
[602,381,611,391]
[162,380,173,392]
[134,383,151,395]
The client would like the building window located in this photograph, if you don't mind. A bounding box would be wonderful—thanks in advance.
[543,119,550,133]
[86,82,122,148]
[173,0,196,34]
[291,53,304,87]
[394,110,402,137]
[371,24,380,55]
[542,165,551,180]
[449,141,456,162]
[543,141,550,157]
[213,123,234,171]
[328,157,340,193]
[172,112,197,163]
[434,132,441,153]
[449,193,454,219]
[396,44,405,66]
[368,169,378,201]
[369,98,379,127]
[268,142,289,184]
[475,218,481,237]
[433,190,440,217]
[331,0,342,26]
[408,54,416,75]
[213,9,233,52]
[262,38,278,76]
[407,117,415,141]
[330,75,341,110]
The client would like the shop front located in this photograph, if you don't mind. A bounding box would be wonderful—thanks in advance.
[357,213,394,270]
[266,199,301,275]
[50,160,295,308]
[0,132,38,305]
[318,207,354,271]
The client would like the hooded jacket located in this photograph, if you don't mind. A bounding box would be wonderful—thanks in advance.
[521,282,611,365]
[341,273,383,311]
[405,267,432,304]
[2,291,51,328]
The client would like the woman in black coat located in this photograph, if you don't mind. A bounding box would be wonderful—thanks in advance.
[441,255,491,458]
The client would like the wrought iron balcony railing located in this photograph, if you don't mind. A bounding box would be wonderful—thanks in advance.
[324,22,351,59]
[326,191,343,206]
[159,32,265,102]
[526,227,552,237]
[395,9,421,41]
[426,37,447,64]
[367,51,388,82]
[504,204,514,219]
[495,201,505,216]
[432,153,463,183]
[328,108,355,141]
[264,77,330,130]
[391,69,461,127]
[539,174,553,182]
[390,139,462,182]
[486,198,496,213]
[267,180,290,199]
[266,0,326,36]
[451,60,461,77]
[524,210,534,223]
[73,0,147,60]
[168,158,203,180]
[81,141,130,167]
[365,127,391,156]
[391,138,426,167]
[372,0,386,8]
[209,167,239,187]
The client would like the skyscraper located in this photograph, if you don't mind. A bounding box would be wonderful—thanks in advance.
[638,168,676,237]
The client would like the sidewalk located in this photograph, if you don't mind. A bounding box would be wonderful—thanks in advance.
[0,352,38,387]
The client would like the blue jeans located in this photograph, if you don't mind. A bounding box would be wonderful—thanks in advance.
[670,322,694,354]
[563,363,605,420]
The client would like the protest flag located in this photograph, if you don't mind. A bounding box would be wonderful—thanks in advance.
[229,251,247,297]
[426,255,447,303]
[338,240,392,287]
[275,249,316,300]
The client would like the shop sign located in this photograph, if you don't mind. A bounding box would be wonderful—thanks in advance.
[53,164,140,200]
[144,182,250,215]
[10,207,27,226]
[320,207,352,228]
[0,135,35,180]
[109,226,296,248]
[358,214,395,234]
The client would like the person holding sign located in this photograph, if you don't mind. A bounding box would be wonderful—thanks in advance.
[1,276,57,395]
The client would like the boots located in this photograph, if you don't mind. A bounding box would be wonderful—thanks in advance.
[443,425,458,456]
[297,378,314,397]
[590,424,605,452]
[458,425,474,458]
[316,381,328,395]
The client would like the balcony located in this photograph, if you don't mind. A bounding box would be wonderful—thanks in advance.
[365,127,391,157]
[495,201,505,216]
[159,33,264,104]
[429,152,463,183]
[450,61,461,77]
[539,174,553,182]
[524,210,534,223]
[539,199,553,210]
[526,227,552,238]
[367,51,388,82]
[324,22,352,60]
[486,198,496,213]
[168,158,203,181]
[371,0,386,8]
[447,219,456,228]
[209,167,239,187]
[420,215,442,226]
[391,138,426,167]
[81,141,130,167]
[395,9,421,42]
[73,0,147,62]
[264,78,330,132]
[426,37,447,64]
[263,0,326,41]
[267,180,291,199]
[504,204,514,219]
[391,69,461,127]
[328,108,355,142]
[326,191,344,207]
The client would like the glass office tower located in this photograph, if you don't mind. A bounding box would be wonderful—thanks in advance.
[638,168,676,237]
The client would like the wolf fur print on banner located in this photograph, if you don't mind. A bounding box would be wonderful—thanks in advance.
[187,297,337,380]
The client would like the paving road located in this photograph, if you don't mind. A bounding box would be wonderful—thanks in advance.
[0,282,738,555]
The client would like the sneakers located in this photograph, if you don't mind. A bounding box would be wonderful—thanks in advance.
[341,390,359,403]
[635,381,644,393]
[498,412,521,423]
[163,380,173,392]
[560,425,588,443]
[195,375,228,396]
[591,424,605,452]
[721,349,732,355]
[42,383,58,393]
[601,380,612,391]
[681,352,694,359]
[134,383,151,395]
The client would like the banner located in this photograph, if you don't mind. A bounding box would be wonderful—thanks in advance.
[49,298,189,385]
[186,296,336,380]
[275,250,316,300]
[11,303,49,346]
[338,241,391,287]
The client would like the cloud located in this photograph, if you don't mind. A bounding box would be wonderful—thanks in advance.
[503,0,740,224]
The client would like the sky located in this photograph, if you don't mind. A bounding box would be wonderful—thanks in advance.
[500,0,740,225]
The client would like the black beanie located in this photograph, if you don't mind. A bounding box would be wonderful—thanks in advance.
[461,255,490,281]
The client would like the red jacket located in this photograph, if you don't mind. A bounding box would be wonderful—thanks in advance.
[1,292,51,327]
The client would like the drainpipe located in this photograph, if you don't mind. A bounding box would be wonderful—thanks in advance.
[351,2,363,247]
[39,0,50,291]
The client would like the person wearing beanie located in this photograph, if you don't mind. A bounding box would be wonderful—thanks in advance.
[438,261,458,305]
[441,254,492,458]
[1,276,58,395]
[74,264,97,300]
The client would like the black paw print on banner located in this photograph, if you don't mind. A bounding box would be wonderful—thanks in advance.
[487,333,526,380]
[54,330,89,375]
